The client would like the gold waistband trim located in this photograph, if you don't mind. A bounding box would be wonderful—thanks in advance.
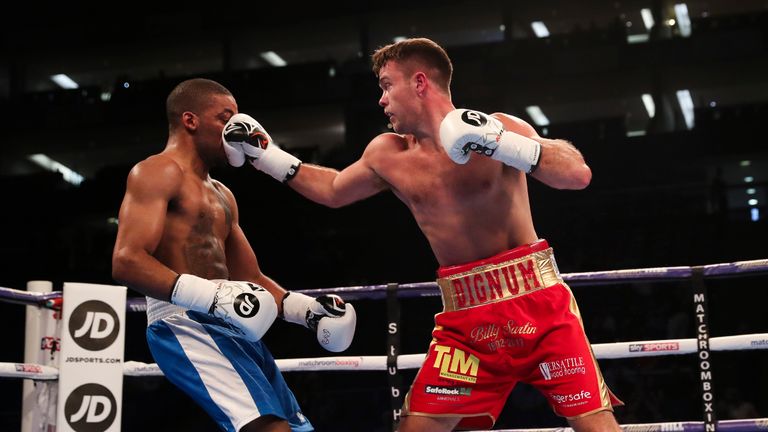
[437,248,563,312]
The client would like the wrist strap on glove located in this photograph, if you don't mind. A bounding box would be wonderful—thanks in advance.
[171,274,216,313]
[249,145,302,183]
[492,132,542,174]
[281,291,313,327]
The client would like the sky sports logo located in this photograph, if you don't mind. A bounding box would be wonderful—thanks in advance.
[628,342,680,352]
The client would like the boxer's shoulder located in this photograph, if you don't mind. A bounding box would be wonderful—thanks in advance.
[127,153,184,194]
[364,133,416,161]
[132,153,183,178]
[369,132,409,149]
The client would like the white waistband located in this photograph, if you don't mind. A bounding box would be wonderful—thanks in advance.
[146,297,187,325]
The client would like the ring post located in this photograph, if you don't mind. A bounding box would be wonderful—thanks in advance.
[56,283,126,432]
[22,280,57,432]
[386,282,403,431]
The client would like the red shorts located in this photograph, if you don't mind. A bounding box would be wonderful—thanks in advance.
[402,240,622,429]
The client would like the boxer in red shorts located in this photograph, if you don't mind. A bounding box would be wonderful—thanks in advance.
[403,240,622,429]
[224,37,623,431]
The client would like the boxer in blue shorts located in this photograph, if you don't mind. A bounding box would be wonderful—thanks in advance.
[111,78,356,431]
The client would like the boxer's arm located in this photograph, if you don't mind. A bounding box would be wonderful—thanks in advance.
[222,113,388,204]
[287,136,390,208]
[219,182,287,312]
[111,156,182,300]
[493,113,592,190]
[218,182,356,350]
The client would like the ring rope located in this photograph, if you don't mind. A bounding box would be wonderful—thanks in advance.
[2,258,766,309]
[497,417,768,431]
[2,333,765,380]
[1,258,766,430]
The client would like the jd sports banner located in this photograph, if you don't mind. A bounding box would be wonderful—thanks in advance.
[56,283,126,432]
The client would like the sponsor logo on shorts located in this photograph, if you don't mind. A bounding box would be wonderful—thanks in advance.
[539,356,585,381]
[433,345,479,383]
[549,390,592,408]
[628,342,680,352]
[424,385,472,396]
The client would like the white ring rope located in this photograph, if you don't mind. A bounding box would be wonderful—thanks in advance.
[0,363,58,380]
[490,417,768,431]
[3,333,765,380]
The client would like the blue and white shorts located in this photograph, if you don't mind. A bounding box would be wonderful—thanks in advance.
[146,310,313,432]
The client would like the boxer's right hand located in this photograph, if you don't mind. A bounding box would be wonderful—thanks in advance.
[282,292,356,352]
[171,274,277,342]
[222,113,302,182]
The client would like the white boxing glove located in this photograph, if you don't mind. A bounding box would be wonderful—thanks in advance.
[222,113,303,182]
[171,274,277,342]
[282,292,356,352]
[439,109,542,173]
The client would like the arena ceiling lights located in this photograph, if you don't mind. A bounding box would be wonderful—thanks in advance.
[530,21,550,38]
[674,3,692,37]
[641,8,655,31]
[27,154,84,186]
[641,94,656,118]
[260,51,287,67]
[525,106,550,126]
[675,89,695,129]
[50,74,79,89]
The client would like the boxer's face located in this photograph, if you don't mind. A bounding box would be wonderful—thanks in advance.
[378,60,418,134]
[194,94,238,166]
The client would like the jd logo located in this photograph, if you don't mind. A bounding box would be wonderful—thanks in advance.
[461,110,488,127]
[234,293,260,318]
[69,301,119,351]
[64,383,117,431]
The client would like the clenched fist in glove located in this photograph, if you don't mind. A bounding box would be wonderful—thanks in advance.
[171,274,277,342]
[281,292,356,352]
[222,113,302,182]
[439,109,541,173]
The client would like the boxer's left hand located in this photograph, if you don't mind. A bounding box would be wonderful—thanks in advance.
[439,108,541,173]
[222,113,302,182]
[282,292,356,352]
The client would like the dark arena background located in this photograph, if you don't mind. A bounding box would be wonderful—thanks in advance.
[1,1,767,431]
